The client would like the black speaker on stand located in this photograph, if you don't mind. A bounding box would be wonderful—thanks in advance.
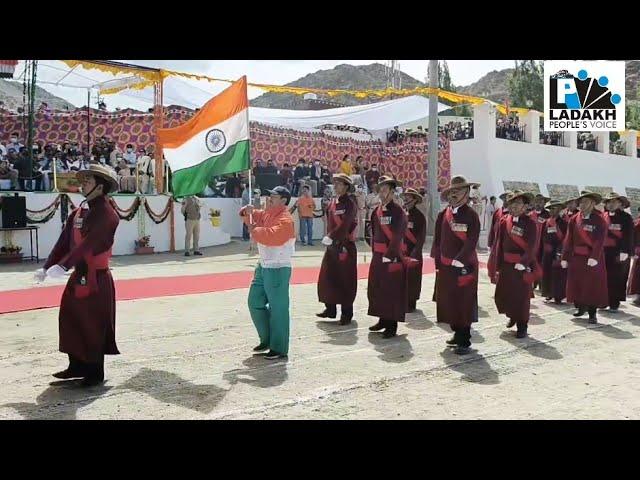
[1,193,27,228]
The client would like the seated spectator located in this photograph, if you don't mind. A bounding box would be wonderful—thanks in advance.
[263,159,278,175]
[339,154,353,176]
[0,158,19,189]
[293,158,309,196]
[123,143,137,167]
[6,132,24,153]
[365,163,380,191]
[280,162,293,192]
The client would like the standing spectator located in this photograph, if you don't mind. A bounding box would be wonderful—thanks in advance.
[109,142,122,168]
[339,154,353,176]
[264,160,278,175]
[252,159,265,177]
[354,156,365,180]
[289,185,316,246]
[224,173,242,198]
[364,184,381,243]
[14,148,33,190]
[181,195,203,257]
[320,183,333,235]
[486,196,497,231]
[123,143,137,167]
[241,184,252,241]
[280,162,293,192]
[293,158,309,196]
[365,163,380,192]
[137,148,155,194]
[309,159,325,197]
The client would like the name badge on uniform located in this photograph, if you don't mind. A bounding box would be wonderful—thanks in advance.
[609,223,621,231]
[408,222,414,229]
[547,227,557,233]
[511,226,524,237]
[335,209,345,215]
[73,216,83,229]
[451,223,468,232]
[538,217,546,224]
[380,216,392,225]
[583,224,595,233]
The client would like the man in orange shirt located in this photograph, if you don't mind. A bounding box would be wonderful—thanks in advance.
[290,185,317,246]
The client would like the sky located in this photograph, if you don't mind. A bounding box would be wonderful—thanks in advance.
[16,60,517,111]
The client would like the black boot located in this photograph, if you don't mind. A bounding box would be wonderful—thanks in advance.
[573,306,587,317]
[369,320,385,331]
[608,301,620,313]
[588,307,598,324]
[516,325,528,339]
[446,334,459,346]
[407,300,417,313]
[454,328,471,354]
[382,321,398,339]
[81,356,104,387]
[316,304,337,319]
[52,355,86,379]
[506,317,517,328]
[339,305,353,325]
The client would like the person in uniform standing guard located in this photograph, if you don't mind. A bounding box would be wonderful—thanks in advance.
[431,175,481,354]
[602,192,633,313]
[367,176,409,339]
[561,191,609,324]
[402,188,427,313]
[490,191,541,339]
[316,173,358,325]
[34,164,120,387]
[540,200,568,304]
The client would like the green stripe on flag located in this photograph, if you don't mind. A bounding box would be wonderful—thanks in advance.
[171,140,250,198]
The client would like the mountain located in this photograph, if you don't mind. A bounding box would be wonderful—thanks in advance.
[250,63,425,108]
[0,79,75,111]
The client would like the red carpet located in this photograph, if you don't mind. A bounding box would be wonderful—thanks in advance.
[0,258,474,314]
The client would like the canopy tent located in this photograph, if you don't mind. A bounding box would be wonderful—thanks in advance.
[249,95,452,140]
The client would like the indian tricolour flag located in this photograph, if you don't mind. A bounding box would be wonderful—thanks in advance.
[158,76,250,198]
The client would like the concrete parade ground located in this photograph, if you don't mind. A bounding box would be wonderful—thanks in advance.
[1,240,639,420]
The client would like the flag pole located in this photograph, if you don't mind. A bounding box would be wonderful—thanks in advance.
[245,81,254,250]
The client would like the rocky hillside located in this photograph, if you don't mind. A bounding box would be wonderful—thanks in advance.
[0,79,75,111]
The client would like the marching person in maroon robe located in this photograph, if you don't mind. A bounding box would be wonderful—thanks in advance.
[563,197,579,221]
[34,165,120,387]
[561,191,609,323]
[602,192,633,313]
[367,176,409,338]
[540,200,568,304]
[490,191,541,338]
[529,194,550,290]
[487,191,511,285]
[402,188,427,312]
[430,175,481,354]
[316,173,358,325]
[627,216,640,306]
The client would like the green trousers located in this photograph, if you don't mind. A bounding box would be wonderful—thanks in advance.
[248,265,292,355]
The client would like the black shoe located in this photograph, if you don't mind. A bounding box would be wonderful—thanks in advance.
[588,316,598,324]
[52,368,84,380]
[454,346,471,355]
[554,299,563,305]
[382,329,397,339]
[446,335,458,346]
[407,301,417,313]
[506,318,516,328]
[516,330,528,339]
[264,351,287,360]
[316,310,337,319]
[252,343,269,352]
[184,252,191,257]
[608,307,619,313]
[81,376,104,387]
[369,321,385,332]
[193,251,203,256]
[338,317,352,325]
[573,309,586,317]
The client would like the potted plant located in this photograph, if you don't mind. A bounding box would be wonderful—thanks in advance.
[209,208,221,227]
[0,244,23,264]
[134,235,154,255]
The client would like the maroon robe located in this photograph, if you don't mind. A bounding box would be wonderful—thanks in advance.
[317,194,358,306]
[603,209,633,306]
[627,219,640,295]
[492,214,540,326]
[488,207,507,249]
[403,206,426,308]
[562,210,609,308]
[43,195,120,363]
[367,201,409,323]
[541,214,568,301]
[430,204,480,328]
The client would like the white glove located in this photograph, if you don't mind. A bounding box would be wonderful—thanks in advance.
[514,263,526,271]
[587,258,598,267]
[321,236,333,246]
[451,259,464,268]
[382,256,391,263]
[634,255,639,260]
[561,260,568,269]
[620,253,629,262]
[46,265,67,279]
[34,268,46,283]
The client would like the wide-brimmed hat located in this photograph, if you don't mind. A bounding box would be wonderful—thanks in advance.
[534,193,551,202]
[603,191,630,208]
[378,175,402,188]
[441,175,480,195]
[331,173,353,186]
[505,190,534,205]
[576,190,603,204]
[76,164,119,192]
[499,190,513,201]
[402,187,423,202]
[545,199,566,210]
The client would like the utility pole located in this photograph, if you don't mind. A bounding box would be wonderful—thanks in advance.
[427,59,440,235]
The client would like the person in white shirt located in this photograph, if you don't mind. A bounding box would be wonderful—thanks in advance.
[137,148,155,194]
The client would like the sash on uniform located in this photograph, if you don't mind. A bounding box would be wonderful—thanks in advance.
[573,212,595,256]
[504,215,542,283]
[374,205,415,271]
[442,207,474,286]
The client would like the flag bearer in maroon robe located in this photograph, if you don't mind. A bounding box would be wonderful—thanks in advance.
[367,176,409,338]
[34,165,120,387]
[627,215,640,306]
[490,191,541,338]
[540,200,568,304]
[430,175,481,354]
[602,192,633,313]
[316,173,358,325]
[402,188,427,313]
[561,191,609,324]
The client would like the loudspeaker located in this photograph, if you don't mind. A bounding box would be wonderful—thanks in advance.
[1,193,27,228]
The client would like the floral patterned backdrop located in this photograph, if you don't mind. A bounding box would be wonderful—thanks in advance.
[0,107,450,189]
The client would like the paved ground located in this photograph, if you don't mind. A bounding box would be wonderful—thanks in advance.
[1,240,639,419]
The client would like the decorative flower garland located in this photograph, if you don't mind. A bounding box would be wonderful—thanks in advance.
[143,197,173,224]
[109,196,141,221]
